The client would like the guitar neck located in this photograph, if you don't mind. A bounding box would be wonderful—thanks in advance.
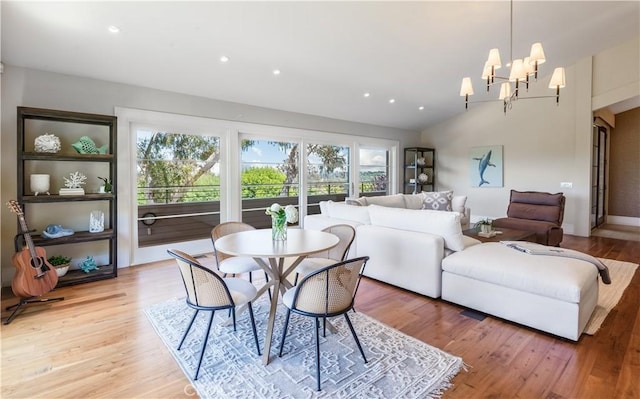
[17,215,39,262]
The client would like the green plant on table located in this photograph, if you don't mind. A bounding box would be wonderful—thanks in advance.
[474,218,493,232]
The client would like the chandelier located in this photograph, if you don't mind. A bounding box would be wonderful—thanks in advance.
[459,0,566,113]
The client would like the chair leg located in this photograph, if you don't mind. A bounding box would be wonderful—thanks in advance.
[344,313,367,364]
[247,302,261,356]
[231,307,237,332]
[315,317,321,391]
[178,309,199,350]
[194,311,215,381]
[322,317,327,338]
[293,272,299,286]
[278,308,292,357]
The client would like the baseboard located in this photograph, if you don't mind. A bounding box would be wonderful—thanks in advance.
[606,215,640,227]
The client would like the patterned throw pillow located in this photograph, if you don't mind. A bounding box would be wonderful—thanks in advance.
[422,190,453,211]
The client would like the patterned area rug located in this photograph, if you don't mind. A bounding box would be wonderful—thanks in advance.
[583,258,639,335]
[145,295,465,398]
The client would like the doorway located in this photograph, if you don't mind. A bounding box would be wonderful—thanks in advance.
[590,124,607,229]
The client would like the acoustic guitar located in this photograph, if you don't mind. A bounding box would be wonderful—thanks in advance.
[7,200,58,298]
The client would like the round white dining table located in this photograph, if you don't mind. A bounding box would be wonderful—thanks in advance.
[214,228,339,365]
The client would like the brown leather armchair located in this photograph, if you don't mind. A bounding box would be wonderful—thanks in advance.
[492,190,566,246]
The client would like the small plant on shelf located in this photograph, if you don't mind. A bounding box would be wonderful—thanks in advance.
[48,255,72,268]
[98,176,112,193]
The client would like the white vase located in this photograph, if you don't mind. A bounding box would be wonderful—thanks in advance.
[89,210,105,233]
[30,174,50,196]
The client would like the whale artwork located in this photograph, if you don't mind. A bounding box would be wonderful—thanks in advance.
[474,150,496,186]
[470,146,503,187]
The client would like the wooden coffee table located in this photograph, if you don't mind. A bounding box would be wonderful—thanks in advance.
[463,227,536,243]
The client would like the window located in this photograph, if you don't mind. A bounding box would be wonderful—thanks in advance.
[358,147,390,197]
[240,138,299,228]
[136,128,222,247]
[306,143,350,215]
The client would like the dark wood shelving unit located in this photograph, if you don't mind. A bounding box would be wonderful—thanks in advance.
[17,107,118,287]
[403,147,435,194]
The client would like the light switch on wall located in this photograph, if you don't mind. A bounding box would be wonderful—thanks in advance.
[560,182,573,188]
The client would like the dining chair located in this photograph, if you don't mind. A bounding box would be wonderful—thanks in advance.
[167,249,261,380]
[293,224,356,285]
[211,222,271,290]
[278,256,369,391]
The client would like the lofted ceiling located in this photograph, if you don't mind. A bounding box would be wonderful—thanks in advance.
[2,1,639,131]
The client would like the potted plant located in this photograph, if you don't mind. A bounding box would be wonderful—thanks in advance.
[98,176,112,193]
[48,255,72,277]
[474,218,493,234]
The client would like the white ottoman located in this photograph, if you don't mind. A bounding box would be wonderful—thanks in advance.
[441,242,599,341]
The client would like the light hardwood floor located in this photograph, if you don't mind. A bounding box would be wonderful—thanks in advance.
[1,234,638,399]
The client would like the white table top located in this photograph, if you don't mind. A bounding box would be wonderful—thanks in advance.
[214,228,339,258]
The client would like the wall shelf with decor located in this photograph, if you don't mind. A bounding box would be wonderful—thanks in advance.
[16,107,117,287]
[404,147,435,194]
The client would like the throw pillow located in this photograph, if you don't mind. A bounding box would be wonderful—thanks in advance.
[345,197,367,206]
[422,190,453,211]
[451,195,467,214]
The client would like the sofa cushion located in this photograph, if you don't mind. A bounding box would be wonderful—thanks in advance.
[442,242,598,303]
[345,197,367,206]
[364,194,406,208]
[403,193,425,210]
[368,205,465,251]
[422,190,453,211]
[326,200,371,224]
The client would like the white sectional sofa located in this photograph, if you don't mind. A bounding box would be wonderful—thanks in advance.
[304,194,601,341]
[304,193,477,298]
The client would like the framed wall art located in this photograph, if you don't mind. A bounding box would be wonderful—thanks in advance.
[470,145,503,187]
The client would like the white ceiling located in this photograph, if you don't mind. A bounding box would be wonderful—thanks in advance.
[2,1,639,131]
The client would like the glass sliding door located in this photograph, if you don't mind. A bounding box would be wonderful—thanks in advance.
[306,144,350,216]
[357,147,390,198]
[240,138,299,228]
[136,128,222,247]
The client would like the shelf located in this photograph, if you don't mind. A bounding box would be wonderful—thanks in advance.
[22,194,114,203]
[22,152,113,161]
[17,106,118,288]
[31,230,114,246]
[57,264,116,287]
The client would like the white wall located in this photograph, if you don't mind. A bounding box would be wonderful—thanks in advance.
[422,37,640,237]
[0,66,420,286]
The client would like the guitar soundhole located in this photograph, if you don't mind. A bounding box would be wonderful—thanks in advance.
[30,257,48,278]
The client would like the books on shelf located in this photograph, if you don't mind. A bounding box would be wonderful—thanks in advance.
[59,188,85,195]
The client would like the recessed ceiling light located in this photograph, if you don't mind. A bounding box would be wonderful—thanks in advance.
[220,56,230,63]
[389,99,395,104]
[273,69,281,76]
[419,106,425,110]
[108,25,120,33]
[363,92,371,98]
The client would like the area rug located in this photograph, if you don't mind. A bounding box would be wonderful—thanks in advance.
[583,258,639,335]
[145,295,465,398]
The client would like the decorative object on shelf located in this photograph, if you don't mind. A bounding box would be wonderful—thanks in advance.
[470,145,503,188]
[30,174,51,196]
[34,133,61,153]
[71,136,108,154]
[89,210,105,233]
[48,255,72,277]
[459,0,566,114]
[416,157,426,166]
[41,224,75,239]
[474,218,493,234]
[60,171,87,195]
[266,203,298,241]
[78,256,99,273]
[97,176,112,193]
[418,173,429,184]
